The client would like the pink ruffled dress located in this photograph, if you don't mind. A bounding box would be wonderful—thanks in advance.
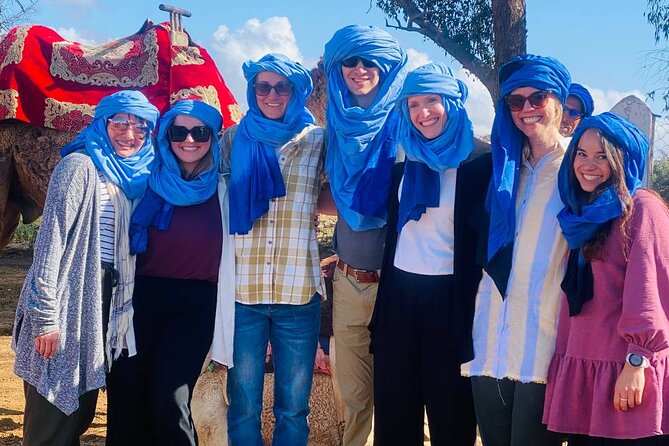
[543,190,669,439]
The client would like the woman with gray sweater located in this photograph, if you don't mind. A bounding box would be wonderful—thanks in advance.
[11,90,158,446]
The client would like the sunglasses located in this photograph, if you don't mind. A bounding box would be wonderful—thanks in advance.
[254,81,293,97]
[107,117,149,138]
[341,56,376,69]
[168,125,212,143]
[562,105,583,120]
[504,91,552,112]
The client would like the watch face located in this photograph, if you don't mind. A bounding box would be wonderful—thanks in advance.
[629,354,643,367]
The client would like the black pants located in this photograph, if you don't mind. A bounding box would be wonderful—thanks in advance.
[105,275,217,446]
[372,267,476,446]
[23,382,98,446]
[569,434,669,446]
[471,376,564,446]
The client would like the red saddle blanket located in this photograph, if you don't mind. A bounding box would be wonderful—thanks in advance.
[0,20,241,132]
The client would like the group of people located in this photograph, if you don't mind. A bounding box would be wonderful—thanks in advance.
[10,22,669,446]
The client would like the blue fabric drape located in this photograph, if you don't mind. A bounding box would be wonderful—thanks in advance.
[60,90,159,199]
[394,63,475,231]
[568,83,594,117]
[323,25,408,230]
[129,100,223,254]
[228,53,315,235]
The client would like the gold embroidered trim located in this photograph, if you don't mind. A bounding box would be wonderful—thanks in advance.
[50,29,159,87]
[0,89,19,119]
[0,26,31,72]
[170,85,221,112]
[44,98,95,131]
[228,104,243,124]
[172,46,205,66]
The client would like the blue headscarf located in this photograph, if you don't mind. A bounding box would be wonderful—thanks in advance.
[228,53,315,235]
[557,112,647,315]
[394,63,474,231]
[61,90,159,199]
[568,83,594,117]
[129,100,223,254]
[323,25,409,230]
[485,54,571,295]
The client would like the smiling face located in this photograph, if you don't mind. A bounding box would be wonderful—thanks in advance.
[408,94,448,140]
[170,115,211,176]
[508,86,562,142]
[572,128,612,193]
[560,96,585,137]
[106,113,148,158]
[255,71,291,121]
[341,59,380,108]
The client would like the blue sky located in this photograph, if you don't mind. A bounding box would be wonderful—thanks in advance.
[30,0,666,137]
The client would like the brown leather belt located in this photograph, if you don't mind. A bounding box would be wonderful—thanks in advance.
[337,259,379,284]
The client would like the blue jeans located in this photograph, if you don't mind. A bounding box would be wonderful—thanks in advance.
[227,294,320,446]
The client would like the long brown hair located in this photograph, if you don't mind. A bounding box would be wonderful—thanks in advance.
[568,130,634,260]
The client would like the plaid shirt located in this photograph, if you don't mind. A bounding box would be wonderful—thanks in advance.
[220,124,326,305]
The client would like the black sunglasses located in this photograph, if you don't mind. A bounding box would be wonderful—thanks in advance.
[504,90,552,112]
[168,125,212,143]
[254,81,293,97]
[341,56,376,69]
[562,105,583,120]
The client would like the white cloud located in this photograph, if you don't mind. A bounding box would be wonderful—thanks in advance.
[455,68,494,137]
[211,17,304,109]
[405,48,431,71]
[585,86,645,114]
[56,27,96,45]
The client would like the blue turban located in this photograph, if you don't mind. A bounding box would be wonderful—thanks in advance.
[557,112,648,315]
[228,53,315,234]
[323,25,409,230]
[485,54,571,296]
[61,90,159,199]
[568,83,594,117]
[130,99,223,254]
[394,63,475,231]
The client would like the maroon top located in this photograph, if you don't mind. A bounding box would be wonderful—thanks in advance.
[137,192,222,283]
[543,190,669,439]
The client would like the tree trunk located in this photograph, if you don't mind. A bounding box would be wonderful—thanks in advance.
[491,0,527,103]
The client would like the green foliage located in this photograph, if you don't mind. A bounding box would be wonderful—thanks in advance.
[10,217,39,248]
[653,157,669,202]
[376,0,494,65]
[647,0,669,43]
[317,215,336,259]
[645,1,669,111]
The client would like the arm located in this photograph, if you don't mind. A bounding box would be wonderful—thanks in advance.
[614,193,669,410]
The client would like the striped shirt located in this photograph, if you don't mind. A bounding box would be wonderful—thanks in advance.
[461,148,568,383]
[97,171,115,264]
[221,125,326,305]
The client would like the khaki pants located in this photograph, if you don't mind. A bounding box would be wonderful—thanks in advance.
[332,266,378,446]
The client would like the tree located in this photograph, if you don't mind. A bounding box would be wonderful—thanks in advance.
[0,0,38,33]
[376,0,527,102]
[653,157,669,202]
[644,0,669,111]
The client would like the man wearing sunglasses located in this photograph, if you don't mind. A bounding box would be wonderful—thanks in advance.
[560,83,594,138]
[323,25,408,446]
[224,53,325,446]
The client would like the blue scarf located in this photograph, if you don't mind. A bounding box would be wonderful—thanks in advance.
[324,25,408,230]
[228,53,315,235]
[395,63,474,231]
[557,112,647,315]
[485,54,571,295]
[568,83,594,117]
[61,90,159,199]
[129,100,223,254]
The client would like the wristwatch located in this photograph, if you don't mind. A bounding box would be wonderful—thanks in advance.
[626,353,650,368]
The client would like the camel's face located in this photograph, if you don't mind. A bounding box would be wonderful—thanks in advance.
[106,113,149,158]
[341,59,380,107]
[169,115,212,176]
[255,71,292,121]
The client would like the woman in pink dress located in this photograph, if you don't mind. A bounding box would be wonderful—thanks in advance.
[543,112,669,445]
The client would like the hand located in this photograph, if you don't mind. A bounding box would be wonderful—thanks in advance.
[613,362,646,411]
[34,331,59,359]
[314,347,331,375]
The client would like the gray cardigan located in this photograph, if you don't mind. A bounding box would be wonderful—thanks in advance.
[12,153,105,415]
